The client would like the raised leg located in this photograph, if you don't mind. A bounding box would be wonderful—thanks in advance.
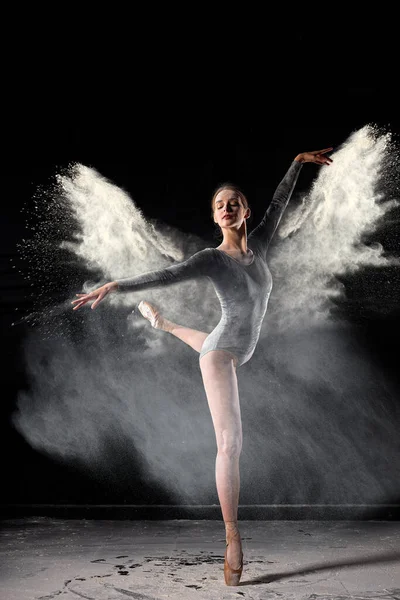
[168,323,209,353]
[138,300,209,353]
[199,350,243,572]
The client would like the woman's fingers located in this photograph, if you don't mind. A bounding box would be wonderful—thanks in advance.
[71,291,98,309]
[71,285,110,311]
[92,288,110,309]
[309,148,334,164]
[71,294,92,305]
[73,297,96,310]
[72,300,86,311]
[71,297,85,305]
[91,296,102,309]
[300,148,333,165]
[313,152,333,165]
[311,147,333,155]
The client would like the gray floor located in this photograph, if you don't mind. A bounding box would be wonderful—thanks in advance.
[1,518,399,599]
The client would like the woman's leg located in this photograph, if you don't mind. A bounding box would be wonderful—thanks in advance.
[168,323,209,353]
[140,302,242,570]
[138,301,209,353]
[199,350,243,570]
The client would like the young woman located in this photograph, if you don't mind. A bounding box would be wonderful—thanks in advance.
[72,147,333,585]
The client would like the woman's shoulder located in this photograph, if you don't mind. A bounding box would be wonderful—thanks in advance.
[184,247,216,264]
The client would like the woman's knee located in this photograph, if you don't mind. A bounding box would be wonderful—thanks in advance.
[217,428,243,456]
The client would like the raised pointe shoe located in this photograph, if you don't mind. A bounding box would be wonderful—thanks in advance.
[137,300,162,329]
[224,530,243,586]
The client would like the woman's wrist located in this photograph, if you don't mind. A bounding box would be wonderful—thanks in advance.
[107,281,119,292]
[294,153,305,163]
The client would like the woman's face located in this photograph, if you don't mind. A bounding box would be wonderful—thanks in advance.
[213,189,250,230]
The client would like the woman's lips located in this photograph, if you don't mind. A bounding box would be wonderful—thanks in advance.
[223,215,233,219]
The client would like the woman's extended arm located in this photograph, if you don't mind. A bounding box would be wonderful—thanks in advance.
[248,148,333,254]
[71,248,212,310]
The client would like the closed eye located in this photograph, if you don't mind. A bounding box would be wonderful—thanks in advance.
[217,203,239,209]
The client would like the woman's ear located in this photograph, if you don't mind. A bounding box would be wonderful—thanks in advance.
[245,208,251,219]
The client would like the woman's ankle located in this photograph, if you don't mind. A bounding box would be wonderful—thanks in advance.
[161,318,175,334]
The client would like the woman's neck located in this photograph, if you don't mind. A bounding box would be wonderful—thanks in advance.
[217,243,250,256]
[219,224,249,254]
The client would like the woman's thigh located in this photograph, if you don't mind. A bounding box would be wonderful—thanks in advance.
[199,350,242,449]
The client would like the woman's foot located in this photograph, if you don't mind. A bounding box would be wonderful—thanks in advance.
[224,522,243,585]
[137,301,174,333]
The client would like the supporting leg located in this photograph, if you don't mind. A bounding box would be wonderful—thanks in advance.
[199,350,243,571]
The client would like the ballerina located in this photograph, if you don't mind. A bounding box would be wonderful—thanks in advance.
[72,147,333,585]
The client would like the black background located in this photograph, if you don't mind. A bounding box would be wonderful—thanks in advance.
[2,20,399,510]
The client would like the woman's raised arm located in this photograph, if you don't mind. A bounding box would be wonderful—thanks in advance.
[248,148,333,254]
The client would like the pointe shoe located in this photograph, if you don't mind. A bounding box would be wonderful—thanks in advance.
[224,530,243,586]
[137,300,161,329]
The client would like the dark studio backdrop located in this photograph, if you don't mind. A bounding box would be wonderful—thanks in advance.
[2,27,400,519]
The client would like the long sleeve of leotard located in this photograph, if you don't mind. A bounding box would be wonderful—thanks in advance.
[115,248,211,292]
[248,160,303,253]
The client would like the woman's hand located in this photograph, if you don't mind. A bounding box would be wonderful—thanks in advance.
[71,282,118,311]
[295,147,333,165]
